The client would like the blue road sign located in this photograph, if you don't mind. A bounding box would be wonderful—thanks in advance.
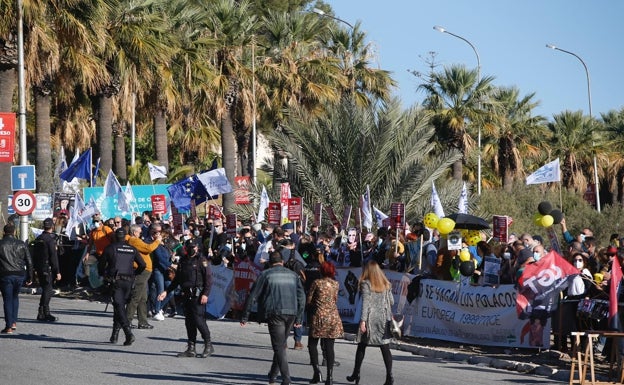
[11,165,36,191]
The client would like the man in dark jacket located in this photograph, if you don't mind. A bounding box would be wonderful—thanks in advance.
[0,224,33,333]
[241,251,306,385]
[33,218,61,322]
[102,227,145,345]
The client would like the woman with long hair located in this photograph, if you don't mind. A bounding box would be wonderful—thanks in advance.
[347,260,394,385]
[307,261,343,384]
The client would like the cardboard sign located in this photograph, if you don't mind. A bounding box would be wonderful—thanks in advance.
[151,194,167,215]
[226,213,237,237]
[313,203,322,227]
[207,204,221,220]
[287,197,302,221]
[492,215,512,243]
[390,202,405,230]
[0,113,16,163]
[268,202,281,225]
[234,176,251,204]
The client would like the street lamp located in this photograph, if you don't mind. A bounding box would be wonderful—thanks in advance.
[17,0,29,240]
[434,25,482,195]
[312,8,354,29]
[546,44,601,212]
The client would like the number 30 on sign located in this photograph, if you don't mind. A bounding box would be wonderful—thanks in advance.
[12,190,37,216]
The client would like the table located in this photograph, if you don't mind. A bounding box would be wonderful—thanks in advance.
[569,331,624,385]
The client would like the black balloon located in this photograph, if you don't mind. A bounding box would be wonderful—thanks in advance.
[459,260,475,277]
[550,209,564,224]
[537,201,552,215]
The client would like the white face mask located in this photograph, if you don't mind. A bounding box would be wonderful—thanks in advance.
[502,252,511,260]
[93,222,101,229]
[533,252,541,261]
[574,260,583,269]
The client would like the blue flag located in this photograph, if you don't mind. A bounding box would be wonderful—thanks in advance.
[60,148,91,182]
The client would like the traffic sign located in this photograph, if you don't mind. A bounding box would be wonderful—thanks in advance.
[13,190,36,216]
[11,165,36,191]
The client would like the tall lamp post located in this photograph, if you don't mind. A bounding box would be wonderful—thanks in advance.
[434,25,482,195]
[17,0,29,240]
[546,44,601,212]
[312,8,354,29]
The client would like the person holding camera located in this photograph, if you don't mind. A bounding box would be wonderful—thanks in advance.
[158,238,214,358]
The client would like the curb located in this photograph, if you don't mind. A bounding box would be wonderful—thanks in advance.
[344,332,571,381]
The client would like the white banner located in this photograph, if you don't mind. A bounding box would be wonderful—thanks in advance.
[405,279,549,348]
[205,263,235,319]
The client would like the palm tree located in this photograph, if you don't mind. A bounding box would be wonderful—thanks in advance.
[419,64,495,182]
[485,87,548,192]
[265,97,462,220]
[547,110,602,192]
[600,108,624,204]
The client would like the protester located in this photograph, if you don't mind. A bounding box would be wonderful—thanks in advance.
[158,238,215,358]
[347,260,394,385]
[102,227,145,346]
[33,218,61,322]
[126,224,161,329]
[0,224,33,333]
[148,222,172,321]
[241,251,306,385]
[307,261,344,385]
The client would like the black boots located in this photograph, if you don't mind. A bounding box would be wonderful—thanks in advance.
[37,306,57,322]
[309,365,322,384]
[122,326,135,346]
[346,373,360,384]
[196,341,214,358]
[178,342,196,357]
[110,327,120,344]
[384,374,394,385]
[324,366,333,385]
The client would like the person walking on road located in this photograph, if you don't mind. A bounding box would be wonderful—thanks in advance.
[158,238,215,358]
[33,218,61,322]
[0,224,33,333]
[241,251,306,385]
[306,261,344,385]
[102,227,145,346]
[347,260,395,385]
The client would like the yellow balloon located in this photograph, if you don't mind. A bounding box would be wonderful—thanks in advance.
[437,218,455,235]
[423,212,439,229]
[459,248,471,262]
[467,235,481,246]
[533,213,543,226]
[541,214,554,227]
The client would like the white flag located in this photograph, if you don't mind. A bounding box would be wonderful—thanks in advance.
[361,185,373,231]
[431,182,445,218]
[458,182,468,214]
[257,186,269,223]
[526,158,561,185]
[103,169,122,198]
[373,206,389,228]
[119,181,136,212]
[197,168,233,196]
[148,162,168,181]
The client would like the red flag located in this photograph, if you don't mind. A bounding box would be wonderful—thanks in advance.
[516,250,578,319]
[610,256,622,330]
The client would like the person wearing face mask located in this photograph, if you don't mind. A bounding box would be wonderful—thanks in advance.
[88,215,113,279]
[532,244,546,262]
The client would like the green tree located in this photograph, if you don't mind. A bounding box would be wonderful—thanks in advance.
[265,98,461,220]
[419,64,495,182]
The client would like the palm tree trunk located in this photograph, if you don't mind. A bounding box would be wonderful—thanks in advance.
[0,68,16,224]
[35,91,53,193]
[96,95,114,176]
[452,160,463,181]
[113,129,126,181]
[503,171,513,193]
[221,111,236,213]
[153,110,168,170]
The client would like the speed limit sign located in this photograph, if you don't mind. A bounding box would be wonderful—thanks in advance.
[13,190,37,216]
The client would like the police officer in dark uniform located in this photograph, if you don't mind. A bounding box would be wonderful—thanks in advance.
[33,218,61,322]
[158,238,214,358]
[102,227,146,346]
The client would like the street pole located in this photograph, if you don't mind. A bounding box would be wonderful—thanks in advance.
[251,35,256,185]
[17,0,29,241]
[434,26,482,195]
[312,8,354,29]
[546,44,600,212]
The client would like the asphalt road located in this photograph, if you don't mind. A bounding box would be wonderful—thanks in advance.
[0,295,564,384]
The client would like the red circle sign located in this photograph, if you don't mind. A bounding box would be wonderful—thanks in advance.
[13,190,37,216]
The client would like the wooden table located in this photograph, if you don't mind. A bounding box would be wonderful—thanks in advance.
[570,331,624,385]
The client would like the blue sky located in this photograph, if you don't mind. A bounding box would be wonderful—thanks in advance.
[324,0,624,119]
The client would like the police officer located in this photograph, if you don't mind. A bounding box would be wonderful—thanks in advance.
[102,227,145,346]
[33,218,61,322]
[158,238,214,358]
